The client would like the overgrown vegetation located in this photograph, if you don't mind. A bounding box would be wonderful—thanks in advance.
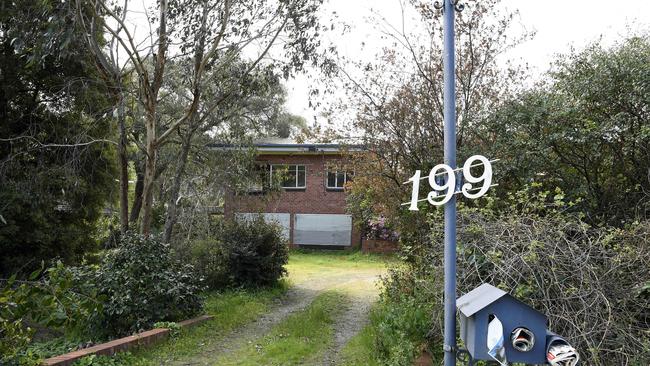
[0,0,117,277]
[87,233,204,337]
[217,291,348,365]
[342,6,650,364]
[187,217,289,289]
[1,234,203,364]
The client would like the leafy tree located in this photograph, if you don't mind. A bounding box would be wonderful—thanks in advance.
[484,34,650,223]
[0,0,117,275]
[77,0,332,236]
[340,0,529,243]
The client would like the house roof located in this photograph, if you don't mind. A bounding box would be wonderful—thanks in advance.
[456,283,508,317]
[208,138,365,155]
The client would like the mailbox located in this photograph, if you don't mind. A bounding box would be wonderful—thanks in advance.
[457,283,548,364]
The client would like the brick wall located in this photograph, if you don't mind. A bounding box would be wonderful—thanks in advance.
[224,153,361,247]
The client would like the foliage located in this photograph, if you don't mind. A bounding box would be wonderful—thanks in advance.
[365,216,399,241]
[483,34,650,223]
[0,263,103,365]
[88,233,204,337]
[25,337,87,360]
[340,0,530,226]
[202,217,289,288]
[73,352,146,366]
[152,322,181,339]
[0,0,117,276]
[450,212,650,365]
[186,237,227,290]
[378,196,650,365]
[371,295,435,366]
[131,284,287,364]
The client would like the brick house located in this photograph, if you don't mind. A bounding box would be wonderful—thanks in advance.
[215,139,364,248]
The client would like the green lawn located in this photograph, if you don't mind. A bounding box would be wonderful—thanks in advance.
[217,291,349,365]
[338,323,382,366]
[129,282,288,364]
[286,249,391,284]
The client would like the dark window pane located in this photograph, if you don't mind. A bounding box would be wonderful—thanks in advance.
[297,167,306,187]
[327,171,337,187]
[336,172,345,187]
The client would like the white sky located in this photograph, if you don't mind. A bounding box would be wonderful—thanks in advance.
[285,0,650,122]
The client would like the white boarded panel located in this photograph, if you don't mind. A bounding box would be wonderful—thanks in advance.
[236,213,290,240]
[294,214,352,246]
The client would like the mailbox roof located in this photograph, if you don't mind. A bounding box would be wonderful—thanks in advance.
[456,283,508,317]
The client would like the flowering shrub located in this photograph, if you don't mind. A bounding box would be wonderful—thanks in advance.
[365,216,399,241]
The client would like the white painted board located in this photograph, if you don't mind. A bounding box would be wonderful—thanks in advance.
[236,213,291,240]
[293,214,352,246]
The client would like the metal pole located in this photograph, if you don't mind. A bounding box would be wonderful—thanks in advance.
[442,0,457,365]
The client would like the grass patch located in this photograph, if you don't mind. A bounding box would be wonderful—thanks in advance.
[289,249,391,266]
[339,323,381,366]
[287,249,389,285]
[218,291,349,366]
[129,281,288,364]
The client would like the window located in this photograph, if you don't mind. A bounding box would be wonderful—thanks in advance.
[271,164,306,189]
[326,169,353,189]
[246,164,269,193]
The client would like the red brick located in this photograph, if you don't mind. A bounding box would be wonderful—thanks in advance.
[225,154,362,247]
[42,315,213,366]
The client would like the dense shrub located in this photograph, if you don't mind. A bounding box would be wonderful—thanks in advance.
[89,233,204,337]
[365,216,399,241]
[0,263,102,365]
[377,203,650,365]
[190,216,289,289]
[187,238,228,290]
[215,216,289,288]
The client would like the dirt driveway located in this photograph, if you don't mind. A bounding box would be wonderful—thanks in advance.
[171,251,387,366]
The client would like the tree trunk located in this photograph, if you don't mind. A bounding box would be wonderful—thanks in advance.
[162,129,194,243]
[130,157,144,223]
[117,95,129,233]
[140,108,157,236]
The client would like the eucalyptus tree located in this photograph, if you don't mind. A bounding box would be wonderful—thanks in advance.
[339,0,531,221]
[77,0,329,235]
[157,57,303,243]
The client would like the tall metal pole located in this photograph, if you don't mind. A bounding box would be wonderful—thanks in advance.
[442,0,457,365]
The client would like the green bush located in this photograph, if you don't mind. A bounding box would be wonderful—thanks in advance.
[206,216,289,288]
[0,263,102,365]
[188,238,228,290]
[377,201,650,366]
[89,233,204,337]
[367,264,443,366]
[72,352,145,366]
[222,216,289,287]
[371,297,433,366]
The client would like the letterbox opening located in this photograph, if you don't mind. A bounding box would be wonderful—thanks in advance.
[511,327,535,352]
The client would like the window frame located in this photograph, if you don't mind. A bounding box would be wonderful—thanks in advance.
[325,168,353,190]
[246,163,269,193]
[270,164,307,189]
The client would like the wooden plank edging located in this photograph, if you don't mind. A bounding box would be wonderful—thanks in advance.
[42,315,214,366]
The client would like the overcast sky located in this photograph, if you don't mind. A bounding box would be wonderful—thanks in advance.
[285,0,649,122]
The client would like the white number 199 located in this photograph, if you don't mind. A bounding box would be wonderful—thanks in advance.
[405,155,495,211]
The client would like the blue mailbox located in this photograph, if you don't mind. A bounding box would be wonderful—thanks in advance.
[457,283,548,364]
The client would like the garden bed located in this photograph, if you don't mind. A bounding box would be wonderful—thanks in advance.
[361,238,399,254]
[42,315,213,366]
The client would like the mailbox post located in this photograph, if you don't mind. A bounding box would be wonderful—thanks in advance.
[433,1,464,364]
